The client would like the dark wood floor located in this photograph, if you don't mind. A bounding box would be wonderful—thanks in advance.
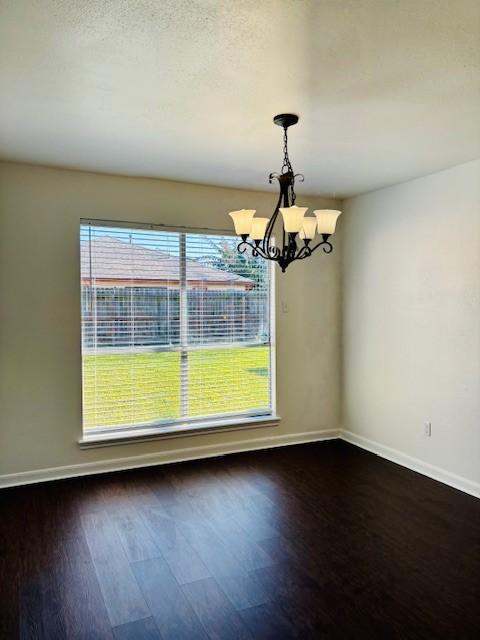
[1,441,479,639]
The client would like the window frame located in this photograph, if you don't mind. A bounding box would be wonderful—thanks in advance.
[78,218,278,447]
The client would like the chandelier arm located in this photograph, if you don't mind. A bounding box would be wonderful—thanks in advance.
[262,186,283,256]
[295,244,311,260]
[238,239,262,257]
[261,244,281,259]
[237,239,279,262]
[322,242,333,254]
[308,239,334,254]
[268,172,280,183]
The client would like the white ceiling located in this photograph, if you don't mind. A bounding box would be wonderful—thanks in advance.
[0,0,479,197]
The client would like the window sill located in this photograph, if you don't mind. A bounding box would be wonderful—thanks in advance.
[78,414,281,449]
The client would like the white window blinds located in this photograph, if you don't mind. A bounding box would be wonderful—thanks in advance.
[80,223,273,433]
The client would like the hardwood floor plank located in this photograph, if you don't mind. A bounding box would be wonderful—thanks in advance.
[182,577,253,640]
[256,536,299,564]
[228,506,280,543]
[81,512,150,627]
[132,558,208,640]
[161,539,212,585]
[140,506,212,584]
[139,505,192,550]
[118,473,166,510]
[0,490,21,639]
[215,571,272,611]
[253,560,326,606]
[53,556,115,640]
[112,510,163,563]
[240,603,298,639]
[1,441,479,639]
[0,579,18,640]
[200,513,274,571]
[6,483,113,640]
[113,617,161,640]
[176,518,250,579]
[19,570,67,640]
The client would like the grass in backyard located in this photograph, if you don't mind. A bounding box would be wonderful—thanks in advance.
[82,346,270,429]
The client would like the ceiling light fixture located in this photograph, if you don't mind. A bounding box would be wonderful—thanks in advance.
[228,114,341,272]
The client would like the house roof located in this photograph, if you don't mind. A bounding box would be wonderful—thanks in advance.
[80,236,253,287]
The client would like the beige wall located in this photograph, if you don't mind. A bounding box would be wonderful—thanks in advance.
[1,158,478,489]
[0,162,342,477]
[342,159,480,484]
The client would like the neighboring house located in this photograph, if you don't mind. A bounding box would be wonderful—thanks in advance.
[80,236,254,291]
[81,236,266,348]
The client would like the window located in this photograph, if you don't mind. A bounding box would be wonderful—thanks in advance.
[80,222,274,438]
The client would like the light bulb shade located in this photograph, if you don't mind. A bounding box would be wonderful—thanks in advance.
[300,217,317,240]
[228,209,256,236]
[279,206,308,233]
[314,209,342,235]
[250,217,270,240]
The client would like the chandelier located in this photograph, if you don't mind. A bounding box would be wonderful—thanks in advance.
[228,114,341,272]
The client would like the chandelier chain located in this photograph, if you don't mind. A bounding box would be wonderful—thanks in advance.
[281,126,296,204]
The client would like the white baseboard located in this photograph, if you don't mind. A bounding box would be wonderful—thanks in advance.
[2,428,478,500]
[340,430,480,499]
[0,429,339,489]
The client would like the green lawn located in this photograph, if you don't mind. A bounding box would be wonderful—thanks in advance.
[82,346,270,429]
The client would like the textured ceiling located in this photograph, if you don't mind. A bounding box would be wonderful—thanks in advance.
[0,0,479,197]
